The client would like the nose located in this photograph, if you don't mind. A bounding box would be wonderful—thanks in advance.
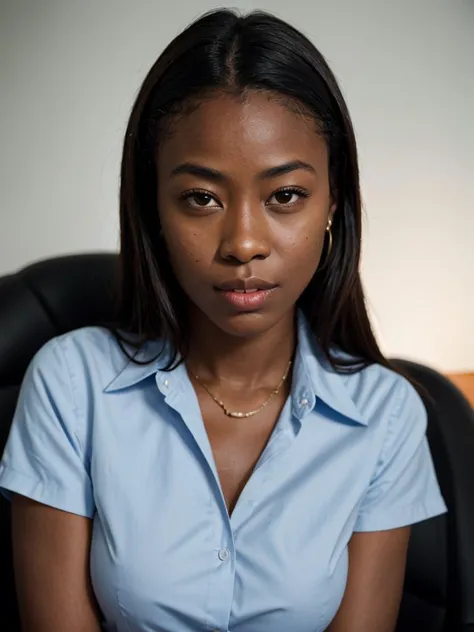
[218,202,271,265]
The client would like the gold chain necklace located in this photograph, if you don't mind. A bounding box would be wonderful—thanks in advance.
[193,359,292,418]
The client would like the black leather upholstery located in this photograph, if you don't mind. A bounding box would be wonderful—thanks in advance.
[0,254,473,631]
[0,254,118,629]
[393,360,474,631]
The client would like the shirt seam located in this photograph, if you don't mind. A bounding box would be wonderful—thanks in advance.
[355,496,447,530]
[356,498,427,520]
[55,336,86,457]
[0,462,82,495]
[373,379,406,476]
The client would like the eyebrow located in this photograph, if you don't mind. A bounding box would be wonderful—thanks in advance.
[260,160,316,179]
[169,160,316,181]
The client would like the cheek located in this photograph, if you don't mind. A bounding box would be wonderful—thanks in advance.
[278,222,326,277]
[163,227,210,285]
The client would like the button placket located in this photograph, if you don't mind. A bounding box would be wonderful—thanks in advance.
[206,538,234,632]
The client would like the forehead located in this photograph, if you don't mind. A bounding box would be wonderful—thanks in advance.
[157,91,328,172]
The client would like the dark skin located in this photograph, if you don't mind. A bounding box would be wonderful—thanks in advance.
[12,91,409,632]
[157,91,334,514]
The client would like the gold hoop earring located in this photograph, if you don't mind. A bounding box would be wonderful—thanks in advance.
[319,220,333,270]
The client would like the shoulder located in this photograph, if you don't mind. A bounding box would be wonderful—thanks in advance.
[341,361,426,432]
[31,326,125,373]
[26,327,134,402]
[27,327,169,402]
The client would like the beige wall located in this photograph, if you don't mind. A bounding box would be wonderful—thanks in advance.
[1,0,473,372]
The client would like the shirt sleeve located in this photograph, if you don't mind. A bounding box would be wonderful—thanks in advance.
[0,337,94,518]
[354,377,447,532]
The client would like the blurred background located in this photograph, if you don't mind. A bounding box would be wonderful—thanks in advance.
[0,0,473,376]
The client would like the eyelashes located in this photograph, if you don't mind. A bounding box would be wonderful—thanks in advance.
[180,186,310,210]
[180,190,221,209]
[267,186,310,206]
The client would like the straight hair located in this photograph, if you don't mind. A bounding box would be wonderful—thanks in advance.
[115,9,394,375]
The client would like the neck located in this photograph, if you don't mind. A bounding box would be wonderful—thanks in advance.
[186,308,296,389]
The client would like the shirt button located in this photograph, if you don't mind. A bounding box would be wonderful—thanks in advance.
[300,398,308,407]
[218,547,230,562]
[164,379,169,388]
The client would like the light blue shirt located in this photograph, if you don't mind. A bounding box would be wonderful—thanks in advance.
[0,314,446,632]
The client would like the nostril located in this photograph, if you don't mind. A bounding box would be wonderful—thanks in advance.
[221,253,249,265]
[219,242,271,264]
[221,252,268,265]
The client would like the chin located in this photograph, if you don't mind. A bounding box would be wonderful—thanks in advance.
[211,308,291,339]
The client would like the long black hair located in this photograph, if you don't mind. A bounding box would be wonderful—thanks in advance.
[116,8,390,373]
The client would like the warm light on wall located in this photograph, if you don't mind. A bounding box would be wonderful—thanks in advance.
[446,374,474,408]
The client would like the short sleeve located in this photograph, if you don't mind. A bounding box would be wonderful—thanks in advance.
[354,378,447,532]
[0,338,94,517]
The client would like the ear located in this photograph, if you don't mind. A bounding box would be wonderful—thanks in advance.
[328,200,337,225]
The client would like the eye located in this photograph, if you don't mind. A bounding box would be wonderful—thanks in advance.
[181,190,222,209]
[267,187,309,207]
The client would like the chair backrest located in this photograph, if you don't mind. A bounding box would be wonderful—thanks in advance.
[0,253,118,630]
[1,254,473,631]
[393,360,474,631]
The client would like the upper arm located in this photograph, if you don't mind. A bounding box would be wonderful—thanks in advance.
[328,377,447,631]
[354,378,446,533]
[0,339,95,516]
[0,338,99,630]
[328,528,410,632]
[12,494,101,632]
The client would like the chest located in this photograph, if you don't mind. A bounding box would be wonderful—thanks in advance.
[89,415,356,632]
[89,389,376,632]
[195,389,288,514]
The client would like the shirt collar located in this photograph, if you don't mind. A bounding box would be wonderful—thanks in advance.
[292,312,367,426]
[103,315,367,426]
[103,338,172,393]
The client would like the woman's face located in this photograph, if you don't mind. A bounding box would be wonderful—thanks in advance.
[156,91,335,338]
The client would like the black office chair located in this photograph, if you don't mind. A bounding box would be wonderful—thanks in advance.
[0,253,118,629]
[1,254,473,631]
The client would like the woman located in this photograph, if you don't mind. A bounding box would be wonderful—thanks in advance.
[0,9,446,632]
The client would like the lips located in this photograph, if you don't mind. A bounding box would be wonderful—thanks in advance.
[216,277,277,292]
[215,278,277,311]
